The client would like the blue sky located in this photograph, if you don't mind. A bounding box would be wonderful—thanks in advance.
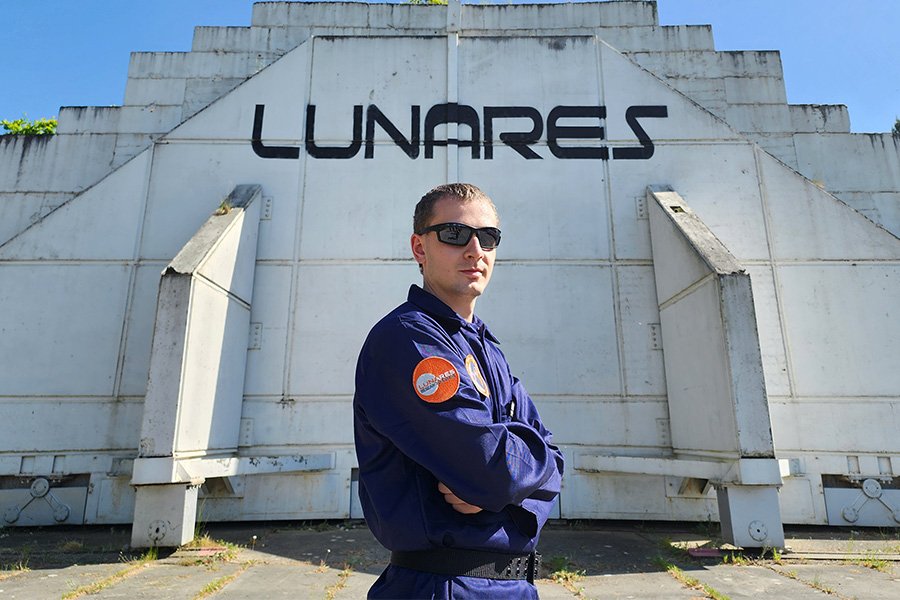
[2,0,898,132]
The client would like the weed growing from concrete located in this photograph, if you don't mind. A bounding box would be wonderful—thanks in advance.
[179,534,241,567]
[545,555,586,597]
[808,574,837,595]
[654,556,730,600]
[846,553,892,573]
[61,547,158,599]
[191,561,252,600]
[325,565,354,600]
[0,558,30,581]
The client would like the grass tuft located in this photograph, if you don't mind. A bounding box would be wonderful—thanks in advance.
[61,547,158,599]
[655,556,730,600]
[191,561,252,600]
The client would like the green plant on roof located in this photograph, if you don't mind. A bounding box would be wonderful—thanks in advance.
[1,115,57,136]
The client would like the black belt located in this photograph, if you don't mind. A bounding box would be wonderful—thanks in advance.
[390,548,541,583]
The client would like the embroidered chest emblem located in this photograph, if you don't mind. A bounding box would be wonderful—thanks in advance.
[465,354,491,398]
[413,356,459,403]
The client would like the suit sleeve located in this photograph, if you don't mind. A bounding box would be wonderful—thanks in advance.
[355,317,562,515]
[504,375,565,536]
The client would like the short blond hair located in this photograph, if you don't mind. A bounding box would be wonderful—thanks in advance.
[413,183,499,233]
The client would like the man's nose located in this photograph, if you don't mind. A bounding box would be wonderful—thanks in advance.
[464,233,486,257]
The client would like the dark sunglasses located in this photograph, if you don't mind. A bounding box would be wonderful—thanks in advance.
[421,222,502,250]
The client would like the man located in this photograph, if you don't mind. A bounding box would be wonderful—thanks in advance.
[353,183,565,599]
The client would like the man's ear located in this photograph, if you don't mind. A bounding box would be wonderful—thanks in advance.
[411,233,426,268]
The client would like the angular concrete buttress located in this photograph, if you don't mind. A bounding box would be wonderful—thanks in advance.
[646,186,784,548]
[130,185,262,547]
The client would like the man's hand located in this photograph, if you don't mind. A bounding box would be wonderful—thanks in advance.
[438,482,483,514]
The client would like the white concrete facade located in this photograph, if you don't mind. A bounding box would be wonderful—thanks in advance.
[1,1,898,543]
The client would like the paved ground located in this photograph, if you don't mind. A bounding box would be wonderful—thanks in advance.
[1,521,898,599]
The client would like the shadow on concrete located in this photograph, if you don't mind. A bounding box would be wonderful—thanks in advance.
[2,519,896,579]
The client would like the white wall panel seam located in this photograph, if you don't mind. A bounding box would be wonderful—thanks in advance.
[113,147,156,401]
[283,39,316,399]
[750,144,796,400]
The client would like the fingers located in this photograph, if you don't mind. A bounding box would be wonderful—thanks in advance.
[437,482,484,514]
[450,501,483,515]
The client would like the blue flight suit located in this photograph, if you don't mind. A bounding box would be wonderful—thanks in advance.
[354,285,565,599]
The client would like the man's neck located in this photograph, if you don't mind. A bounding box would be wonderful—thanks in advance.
[422,282,476,323]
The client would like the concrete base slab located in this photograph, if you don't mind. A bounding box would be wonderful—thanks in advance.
[579,571,699,599]
[686,564,827,599]
[771,563,900,599]
[0,563,123,599]
[2,522,900,599]
[214,563,341,598]
[90,562,246,599]
[534,579,585,598]
[331,569,380,599]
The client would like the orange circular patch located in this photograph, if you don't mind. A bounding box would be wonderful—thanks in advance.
[412,356,460,403]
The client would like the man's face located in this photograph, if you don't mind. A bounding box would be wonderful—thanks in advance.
[411,196,499,315]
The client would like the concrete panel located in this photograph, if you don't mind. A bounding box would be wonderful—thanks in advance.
[112,133,153,168]
[0,150,150,260]
[127,52,189,79]
[664,76,726,117]
[725,104,791,134]
[794,132,900,192]
[0,133,116,193]
[124,76,187,107]
[0,398,142,453]
[658,279,739,454]
[194,197,261,304]
[192,26,252,51]
[116,105,183,135]
[299,154,446,261]
[182,77,246,118]
[744,265,791,397]
[562,470,715,520]
[601,43,740,144]
[630,50,783,80]
[243,265,291,397]
[724,76,787,105]
[789,104,850,133]
[648,202,714,304]
[458,153,609,260]
[176,280,250,453]
[601,25,714,53]
[140,144,299,260]
[308,36,447,141]
[0,264,130,396]
[616,266,667,396]
[610,143,768,261]
[771,398,900,456]
[758,151,900,260]
[231,471,350,519]
[536,398,669,448]
[185,51,279,79]
[239,399,354,446]
[750,133,799,169]
[0,192,72,247]
[56,106,122,134]
[478,264,621,396]
[466,2,659,30]
[778,264,900,397]
[834,191,900,237]
[168,41,309,142]
[119,263,167,397]
[288,263,421,397]
[460,36,600,111]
